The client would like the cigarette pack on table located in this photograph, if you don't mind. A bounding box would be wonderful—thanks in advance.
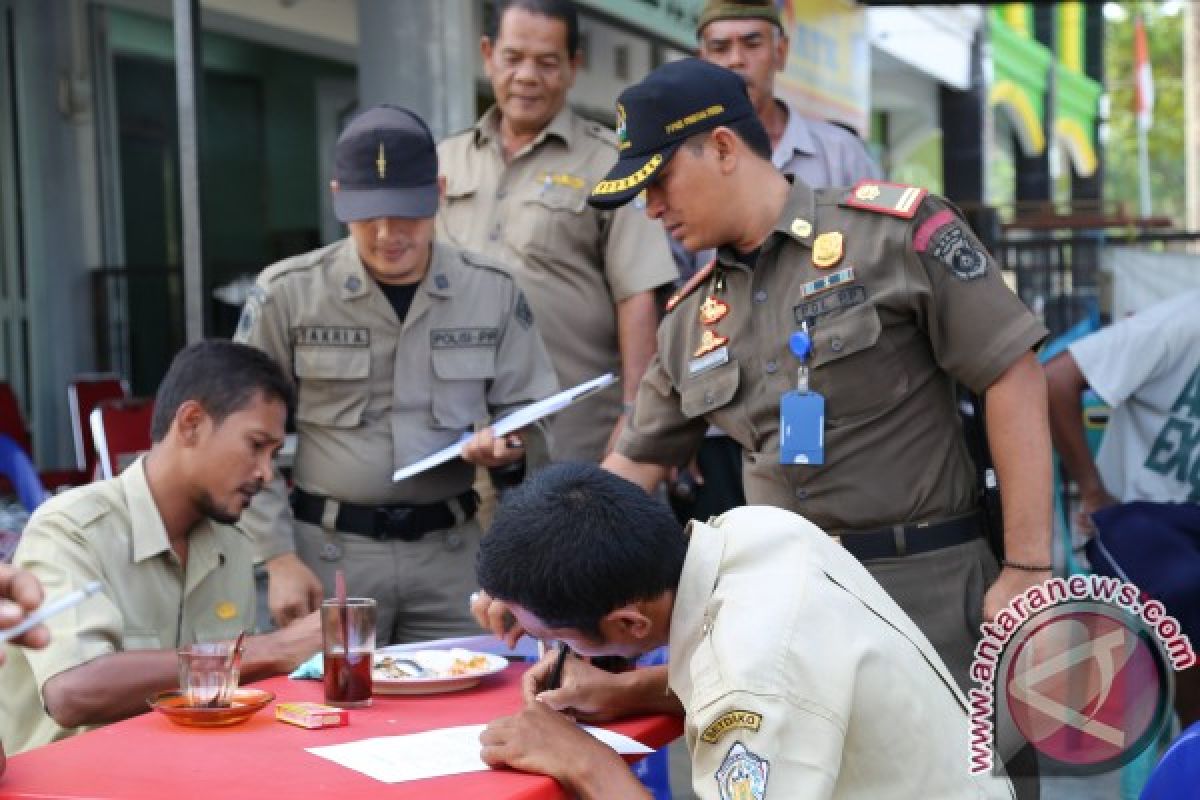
[275,701,349,729]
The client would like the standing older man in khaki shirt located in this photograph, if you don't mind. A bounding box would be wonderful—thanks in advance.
[0,341,320,754]
[437,0,677,462]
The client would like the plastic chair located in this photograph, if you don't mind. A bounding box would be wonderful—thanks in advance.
[0,382,83,491]
[90,398,154,480]
[68,374,128,479]
[0,433,48,511]
[1140,721,1200,799]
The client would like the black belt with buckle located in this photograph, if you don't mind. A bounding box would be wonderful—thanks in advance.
[837,512,983,561]
[291,488,479,542]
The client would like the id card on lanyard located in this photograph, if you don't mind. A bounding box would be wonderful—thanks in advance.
[780,326,825,465]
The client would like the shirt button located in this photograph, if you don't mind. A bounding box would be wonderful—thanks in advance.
[753,289,768,304]
[496,190,507,199]
[765,360,778,374]
[830,337,844,353]
[794,488,808,500]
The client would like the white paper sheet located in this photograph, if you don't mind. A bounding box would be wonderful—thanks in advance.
[391,373,617,482]
[305,723,653,784]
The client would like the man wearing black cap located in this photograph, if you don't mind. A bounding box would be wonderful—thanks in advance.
[593,58,1054,690]
[236,105,558,644]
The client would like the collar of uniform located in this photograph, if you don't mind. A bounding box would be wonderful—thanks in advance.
[771,178,817,249]
[667,520,725,694]
[337,239,373,300]
[772,100,816,166]
[474,104,574,151]
[424,242,459,298]
[122,457,238,576]
[122,456,172,563]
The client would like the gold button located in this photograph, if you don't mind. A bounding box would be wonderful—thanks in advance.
[790,218,812,238]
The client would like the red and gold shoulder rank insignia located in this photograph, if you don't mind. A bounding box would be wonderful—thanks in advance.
[666,259,716,313]
[841,180,927,220]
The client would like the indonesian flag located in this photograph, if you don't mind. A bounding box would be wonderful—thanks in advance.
[1134,14,1154,132]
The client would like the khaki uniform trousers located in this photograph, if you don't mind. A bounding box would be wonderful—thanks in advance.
[294,518,482,646]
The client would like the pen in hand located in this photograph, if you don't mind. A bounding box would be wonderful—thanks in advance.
[544,642,571,692]
[0,581,104,643]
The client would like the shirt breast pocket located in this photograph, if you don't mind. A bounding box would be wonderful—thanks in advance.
[430,347,496,430]
[294,345,370,428]
[680,363,740,419]
[440,177,479,248]
[123,630,162,651]
[509,184,591,259]
[811,306,909,424]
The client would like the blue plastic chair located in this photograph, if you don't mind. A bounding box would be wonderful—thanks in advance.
[0,433,48,511]
[1140,721,1200,800]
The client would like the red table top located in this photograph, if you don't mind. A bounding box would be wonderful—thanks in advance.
[0,666,682,799]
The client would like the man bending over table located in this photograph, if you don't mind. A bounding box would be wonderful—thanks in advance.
[476,463,1015,799]
[0,341,321,754]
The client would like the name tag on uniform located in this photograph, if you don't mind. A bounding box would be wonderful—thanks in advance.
[780,390,824,465]
[799,267,856,299]
[293,327,369,346]
[430,328,500,348]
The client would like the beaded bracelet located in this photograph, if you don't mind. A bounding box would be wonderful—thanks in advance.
[1002,559,1053,572]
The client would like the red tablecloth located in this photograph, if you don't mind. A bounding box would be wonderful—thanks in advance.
[0,666,682,799]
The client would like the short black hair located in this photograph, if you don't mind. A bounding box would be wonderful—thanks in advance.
[477,462,688,637]
[730,114,771,160]
[489,0,580,56]
[151,340,294,442]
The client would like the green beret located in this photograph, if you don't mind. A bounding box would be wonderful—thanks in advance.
[696,0,783,35]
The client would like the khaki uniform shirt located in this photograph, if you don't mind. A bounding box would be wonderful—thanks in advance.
[671,506,1014,799]
[619,180,1046,532]
[235,239,558,560]
[0,458,256,754]
[437,106,678,462]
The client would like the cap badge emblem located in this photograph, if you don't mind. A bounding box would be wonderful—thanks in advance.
[616,103,630,151]
[376,141,387,179]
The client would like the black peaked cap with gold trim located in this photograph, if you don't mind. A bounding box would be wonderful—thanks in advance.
[588,58,756,211]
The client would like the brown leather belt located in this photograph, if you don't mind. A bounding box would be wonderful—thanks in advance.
[834,512,983,561]
[291,488,478,542]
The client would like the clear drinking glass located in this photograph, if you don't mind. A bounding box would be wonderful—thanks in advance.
[177,641,240,708]
[321,597,377,708]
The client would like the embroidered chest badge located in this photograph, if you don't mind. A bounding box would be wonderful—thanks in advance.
[716,741,770,800]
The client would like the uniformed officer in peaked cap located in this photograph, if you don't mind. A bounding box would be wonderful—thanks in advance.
[593,57,1054,692]
[236,104,559,645]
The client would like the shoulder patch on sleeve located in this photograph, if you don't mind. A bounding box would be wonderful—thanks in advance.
[840,180,927,219]
[701,710,763,743]
[665,259,716,313]
[715,742,770,800]
[927,223,989,281]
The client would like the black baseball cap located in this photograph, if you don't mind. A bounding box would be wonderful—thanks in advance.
[333,105,438,222]
[588,58,756,210]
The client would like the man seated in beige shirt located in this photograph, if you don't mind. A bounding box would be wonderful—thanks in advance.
[476,464,1014,799]
[0,341,321,754]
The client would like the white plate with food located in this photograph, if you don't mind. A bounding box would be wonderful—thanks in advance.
[372,648,509,695]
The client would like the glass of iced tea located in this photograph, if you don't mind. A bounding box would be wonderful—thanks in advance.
[320,597,376,708]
